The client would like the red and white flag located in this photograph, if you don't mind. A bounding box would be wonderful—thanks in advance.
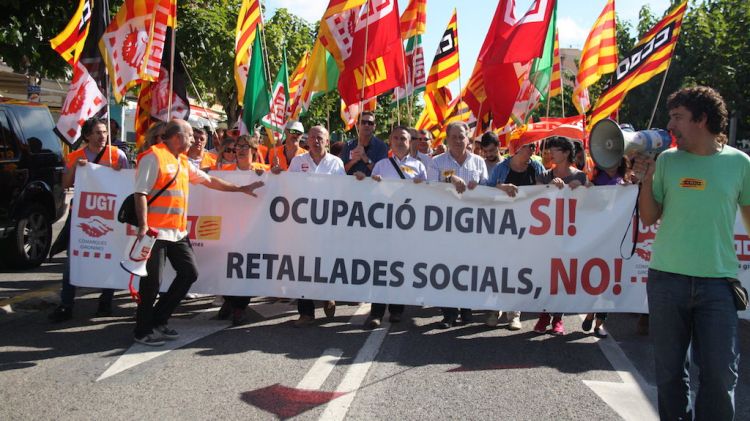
[56,62,108,144]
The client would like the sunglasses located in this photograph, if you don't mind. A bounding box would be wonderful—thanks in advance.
[287,129,302,135]
[359,120,375,126]
[223,148,236,153]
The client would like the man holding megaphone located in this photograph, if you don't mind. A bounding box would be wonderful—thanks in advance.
[634,86,750,420]
[131,119,264,347]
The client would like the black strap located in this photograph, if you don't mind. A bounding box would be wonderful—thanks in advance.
[619,184,641,259]
[147,163,180,205]
[389,157,406,179]
[92,146,107,164]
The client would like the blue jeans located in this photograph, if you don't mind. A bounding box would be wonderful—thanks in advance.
[647,269,739,420]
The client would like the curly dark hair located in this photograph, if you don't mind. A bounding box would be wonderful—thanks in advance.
[666,86,728,136]
[81,117,107,139]
[546,136,575,163]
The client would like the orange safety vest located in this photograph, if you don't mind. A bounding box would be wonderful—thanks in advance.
[145,143,190,232]
[194,152,216,170]
[213,161,237,171]
[66,145,121,169]
[257,144,268,164]
[267,145,306,171]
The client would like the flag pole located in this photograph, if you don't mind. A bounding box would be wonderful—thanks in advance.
[182,54,216,132]
[167,4,177,121]
[647,60,673,129]
[456,9,463,119]
[398,36,409,126]
[560,72,566,117]
[358,0,371,122]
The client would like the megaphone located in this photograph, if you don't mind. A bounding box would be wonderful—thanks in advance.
[120,228,159,277]
[589,118,672,169]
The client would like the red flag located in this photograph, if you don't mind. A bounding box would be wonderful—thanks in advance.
[338,0,406,105]
[479,0,556,128]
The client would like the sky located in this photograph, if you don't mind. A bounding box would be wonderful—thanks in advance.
[264,0,673,72]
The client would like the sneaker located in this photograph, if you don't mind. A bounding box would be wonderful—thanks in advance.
[294,314,314,328]
[216,301,232,320]
[366,317,381,329]
[550,317,565,335]
[134,334,165,347]
[438,317,456,329]
[485,311,500,327]
[594,326,608,338]
[154,324,179,339]
[94,301,112,317]
[460,309,474,324]
[508,314,522,331]
[581,317,594,332]
[48,305,73,323]
[533,313,551,333]
[185,293,200,300]
[232,309,247,326]
[388,313,402,323]
[323,300,336,318]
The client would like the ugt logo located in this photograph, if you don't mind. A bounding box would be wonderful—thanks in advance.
[77,192,116,238]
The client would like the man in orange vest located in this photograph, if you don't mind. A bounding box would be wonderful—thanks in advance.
[49,118,130,323]
[268,120,307,172]
[186,127,216,171]
[132,119,264,346]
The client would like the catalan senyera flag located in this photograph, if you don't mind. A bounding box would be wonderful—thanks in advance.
[572,0,617,114]
[589,1,687,128]
[99,0,168,101]
[50,0,92,66]
[434,97,473,147]
[286,51,310,119]
[234,0,262,106]
[399,0,427,40]
[549,30,562,98]
[338,0,406,105]
[416,85,452,134]
[134,81,154,149]
[424,9,459,93]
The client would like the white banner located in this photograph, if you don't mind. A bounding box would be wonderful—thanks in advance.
[70,165,750,317]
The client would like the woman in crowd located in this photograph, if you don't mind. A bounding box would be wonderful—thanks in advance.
[236,134,270,172]
[213,137,238,170]
[533,137,588,335]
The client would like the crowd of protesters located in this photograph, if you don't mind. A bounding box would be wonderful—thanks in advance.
[47,85,750,420]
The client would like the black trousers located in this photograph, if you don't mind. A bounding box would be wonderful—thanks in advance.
[297,299,315,317]
[370,303,404,319]
[134,237,198,338]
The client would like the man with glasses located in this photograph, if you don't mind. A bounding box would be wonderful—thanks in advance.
[410,129,434,177]
[340,111,387,176]
[268,120,307,172]
[483,140,545,330]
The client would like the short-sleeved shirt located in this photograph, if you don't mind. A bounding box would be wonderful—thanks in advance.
[538,167,588,185]
[651,145,750,278]
[372,155,427,180]
[288,152,346,175]
[339,136,388,175]
[135,153,211,242]
[428,152,488,184]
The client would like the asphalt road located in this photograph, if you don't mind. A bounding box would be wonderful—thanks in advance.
[1,194,748,419]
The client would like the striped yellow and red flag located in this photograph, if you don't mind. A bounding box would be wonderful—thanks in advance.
[134,82,153,150]
[400,0,427,40]
[286,51,310,119]
[589,1,687,128]
[572,0,617,114]
[50,0,92,66]
[234,0,262,105]
[424,9,459,93]
[324,0,365,18]
[549,30,562,98]
[416,86,452,132]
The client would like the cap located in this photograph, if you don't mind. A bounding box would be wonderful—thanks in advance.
[285,120,304,133]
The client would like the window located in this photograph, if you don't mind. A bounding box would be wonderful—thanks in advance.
[13,106,62,157]
[0,111,18,161]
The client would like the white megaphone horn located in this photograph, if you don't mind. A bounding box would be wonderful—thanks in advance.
[120,228,159,277]
[589,118,672,169]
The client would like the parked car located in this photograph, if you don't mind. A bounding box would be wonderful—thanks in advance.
[0,99,66,268]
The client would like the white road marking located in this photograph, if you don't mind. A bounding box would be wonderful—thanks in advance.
[296,348,344,390]
[318,304,390,421]
[579,315,658,420]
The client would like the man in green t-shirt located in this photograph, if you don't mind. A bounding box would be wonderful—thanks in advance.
[635,86,750,420]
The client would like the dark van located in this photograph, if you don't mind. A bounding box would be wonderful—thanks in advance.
[0,99,66,268]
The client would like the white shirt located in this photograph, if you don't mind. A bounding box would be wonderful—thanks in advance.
[372,154,427,180]
[135,153,211,241]
[288,152,346,175]
[428,152,488,184]
[414,151,434,180]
